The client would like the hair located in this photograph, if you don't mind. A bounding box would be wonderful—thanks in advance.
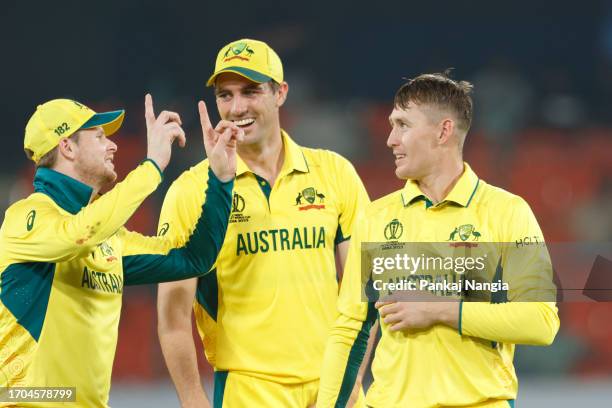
[268,80,281,93]
[24,131,81,168]
[394,70,474,134]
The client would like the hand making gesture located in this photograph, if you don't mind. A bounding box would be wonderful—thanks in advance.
[198,100,243,182]
[144,93,186,172]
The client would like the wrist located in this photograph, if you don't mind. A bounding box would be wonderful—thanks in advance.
[436,301,459,329]
[142,158,164,178]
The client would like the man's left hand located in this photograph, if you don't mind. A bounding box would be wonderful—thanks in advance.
[375,297,459,332]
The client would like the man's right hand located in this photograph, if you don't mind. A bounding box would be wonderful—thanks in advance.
[198,100,243,182]
[144,93,186,172]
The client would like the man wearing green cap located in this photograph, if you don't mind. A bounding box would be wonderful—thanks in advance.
[157,39,370,407]
[0,95,241,407]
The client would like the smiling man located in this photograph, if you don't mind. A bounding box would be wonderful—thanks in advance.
[316,72,560,408]
[157,39,369,407]
[0,95,239,407]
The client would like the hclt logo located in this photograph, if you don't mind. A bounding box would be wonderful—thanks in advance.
[224,42,254,62]
[295,187,326,211]
[448,224,481,242]
[384,219,403,240]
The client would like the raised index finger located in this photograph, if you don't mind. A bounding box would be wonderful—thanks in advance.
[198,101,214,138]
[144,94,156,128]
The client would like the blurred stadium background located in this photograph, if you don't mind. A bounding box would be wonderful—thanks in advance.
[2,0,612,406]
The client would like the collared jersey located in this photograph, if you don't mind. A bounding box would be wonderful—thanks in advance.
[0,162,232,407]
[317,163,560,408]
[159,131,369,383]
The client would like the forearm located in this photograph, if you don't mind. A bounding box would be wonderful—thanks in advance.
[182,168,233,272]
[71,160,162,246]
[123,168,232,285]
[159,324,209,407]
[318,312,373,408]
[460,301,560,345]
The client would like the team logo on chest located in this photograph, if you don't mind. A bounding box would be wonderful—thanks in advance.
[230,193,251,223]
[448,224,481,242]
[295,187,326,211]
[98,242,117,262]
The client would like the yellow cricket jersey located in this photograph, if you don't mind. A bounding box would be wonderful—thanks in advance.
[317,163,560,408]
[158,131,369,384]
[0,161,232,407]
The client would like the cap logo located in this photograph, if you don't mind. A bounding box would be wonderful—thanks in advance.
[223,42,254,62]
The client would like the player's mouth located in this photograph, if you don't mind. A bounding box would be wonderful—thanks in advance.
[232,118,255,130]
[394,153,406,164]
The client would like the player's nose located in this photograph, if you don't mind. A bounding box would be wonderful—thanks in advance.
[230,95,248,116]
[387,129,399,149]
[107,139,117,153]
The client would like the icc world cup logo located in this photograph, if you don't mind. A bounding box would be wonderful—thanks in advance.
[232,193,245,213]
[384,219,404,241]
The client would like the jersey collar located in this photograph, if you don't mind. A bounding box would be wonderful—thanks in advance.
[235,130,309,177]
[401,162,480,208]
[33,167,93,214]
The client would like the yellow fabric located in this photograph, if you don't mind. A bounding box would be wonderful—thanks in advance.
[317,163,560,408]
[0,162,162,408]
[158,131,369,385]
[206,38,284,86]
[24,99,124,163]
[219,372,367,408]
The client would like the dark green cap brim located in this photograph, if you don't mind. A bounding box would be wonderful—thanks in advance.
[206,67,272,87]
[80,110,125,136]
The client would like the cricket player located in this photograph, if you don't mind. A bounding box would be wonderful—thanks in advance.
[0,95,241,407]
[316,73,560,407]
[157,39,370,407]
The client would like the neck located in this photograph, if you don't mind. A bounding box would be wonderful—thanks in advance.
[238,129,284,185]
[416,157,464,204]
[52,162,100,201]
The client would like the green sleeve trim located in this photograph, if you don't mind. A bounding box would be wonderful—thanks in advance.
[141,158,163,180]
[334,302,377,407]
[123,168,233,285]
[458,300,464,335]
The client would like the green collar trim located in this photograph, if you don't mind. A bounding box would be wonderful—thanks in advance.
[33,167,92,214]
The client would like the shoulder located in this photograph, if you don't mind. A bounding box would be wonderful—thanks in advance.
[166,160,211,196]
[474,180,531,214]
[301,147,355,172]
[2,193,60,237]
[365,189,404,216]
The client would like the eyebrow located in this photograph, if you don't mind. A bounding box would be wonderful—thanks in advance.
[389,116,410,124]
[215,83,264,95]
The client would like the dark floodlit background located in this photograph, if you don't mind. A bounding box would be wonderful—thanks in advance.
[2,1,611,406]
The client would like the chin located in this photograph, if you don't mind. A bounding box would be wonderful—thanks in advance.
[395,167,410,180]
[103,171,117,185]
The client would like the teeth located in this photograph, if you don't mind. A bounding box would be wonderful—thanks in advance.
[234,118,255,126]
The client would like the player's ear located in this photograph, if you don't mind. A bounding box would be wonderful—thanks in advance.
[276,82,289,107]
[438,118,455,146]
[57,133,78,161]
